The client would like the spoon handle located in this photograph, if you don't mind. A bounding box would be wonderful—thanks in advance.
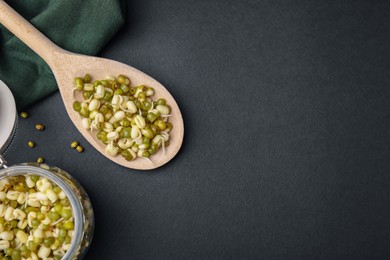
[0,1,64,66]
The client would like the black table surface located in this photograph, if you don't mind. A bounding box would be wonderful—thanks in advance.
[5,0,390,259]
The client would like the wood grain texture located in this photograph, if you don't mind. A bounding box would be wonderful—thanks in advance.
[0,0,184,170]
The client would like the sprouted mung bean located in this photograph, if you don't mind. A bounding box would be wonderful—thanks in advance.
[72,74,172,162]
[0,175,74,259]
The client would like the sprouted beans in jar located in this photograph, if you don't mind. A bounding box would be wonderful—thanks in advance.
[0,175,74,260]
[72,74,173,162]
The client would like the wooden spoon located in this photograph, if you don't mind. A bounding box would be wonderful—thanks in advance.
[0,1,184,170]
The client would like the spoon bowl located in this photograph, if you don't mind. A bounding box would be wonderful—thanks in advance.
[0,1,184,170]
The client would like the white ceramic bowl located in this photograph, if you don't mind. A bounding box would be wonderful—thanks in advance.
[0,80,17,154]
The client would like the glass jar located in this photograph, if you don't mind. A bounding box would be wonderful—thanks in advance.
[0,81,94,259]
[0,158,94,259]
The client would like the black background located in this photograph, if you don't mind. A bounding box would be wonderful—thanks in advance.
[5,0,390,259]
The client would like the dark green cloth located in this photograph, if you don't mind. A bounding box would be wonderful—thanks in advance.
[0,0,126,110]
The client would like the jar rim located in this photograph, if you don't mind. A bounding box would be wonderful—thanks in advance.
[0,163,84,259]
